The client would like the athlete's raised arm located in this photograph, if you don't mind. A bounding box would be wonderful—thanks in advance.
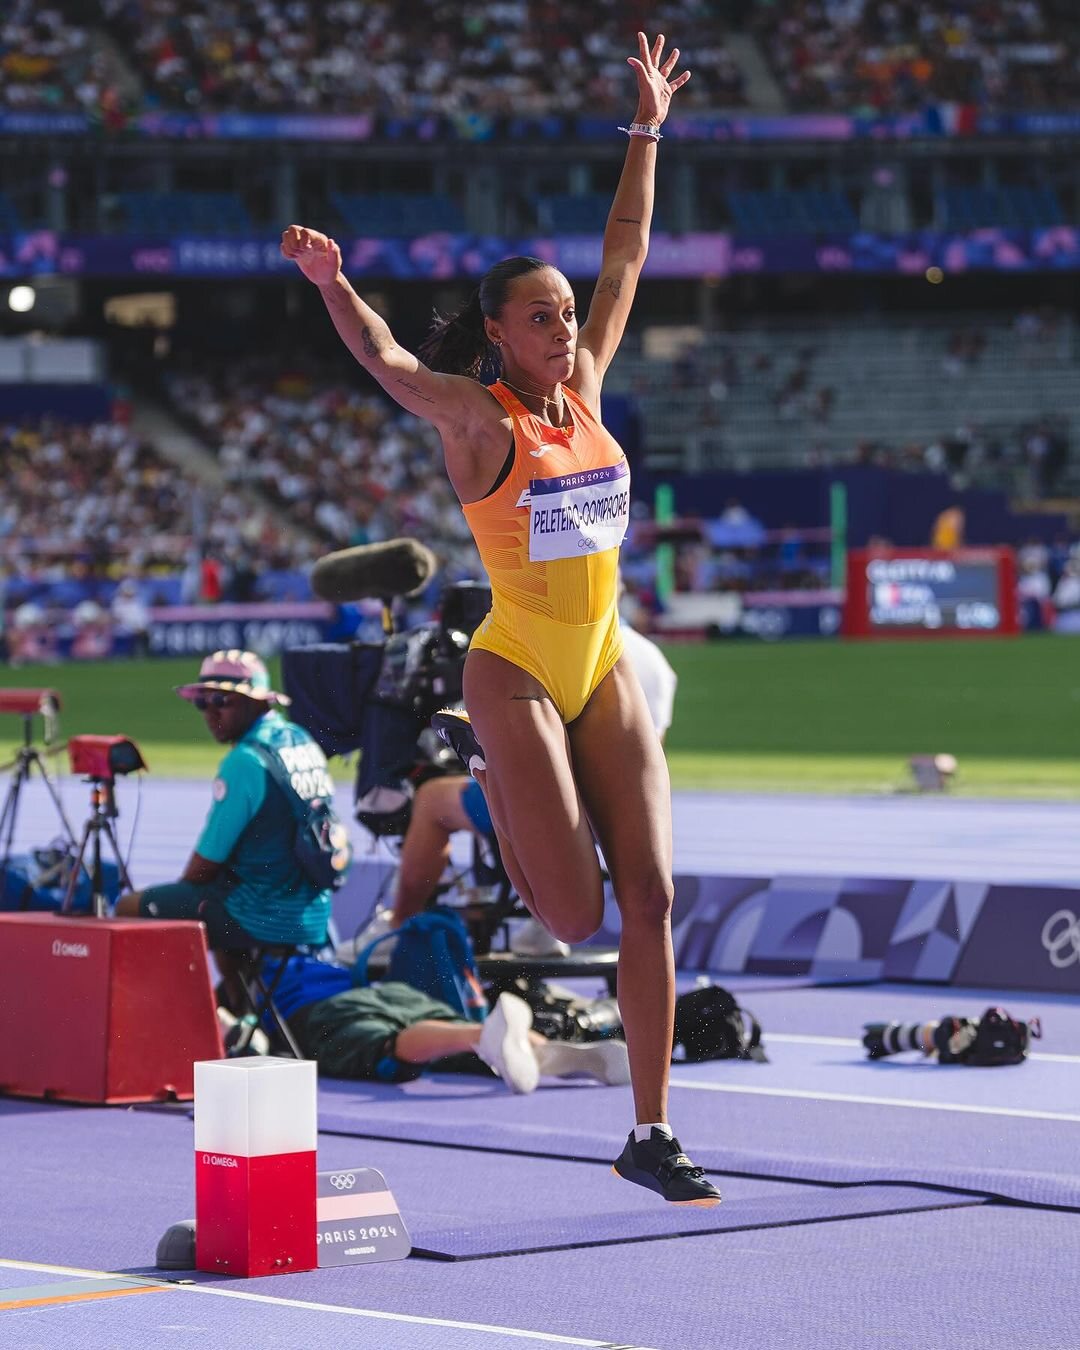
[280,225,493,436]
[574,32,690,406]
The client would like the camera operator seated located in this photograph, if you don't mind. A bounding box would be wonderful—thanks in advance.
[353,602,678,956]
[115,650,336,958]
[250,953,630,1093]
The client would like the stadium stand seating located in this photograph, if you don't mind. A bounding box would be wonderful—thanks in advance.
[113,191,252,235]
[606,313,1078,488]
[726,189,859,237]
[330,193,465,238]
[0,192,23,234]
[938,185,1064,231]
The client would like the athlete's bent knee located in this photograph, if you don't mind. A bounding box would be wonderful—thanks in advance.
[545,910,604,946]
[615,877,674,929]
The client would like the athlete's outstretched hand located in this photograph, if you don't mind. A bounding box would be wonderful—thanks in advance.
[280,225,342,286]
[627,31,690,127]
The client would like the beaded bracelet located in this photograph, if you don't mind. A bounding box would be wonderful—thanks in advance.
[618,122,663,141]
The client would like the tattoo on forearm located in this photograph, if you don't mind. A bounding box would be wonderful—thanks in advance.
[360,326,382,359]
[615,217,641,225]
[598,276,623,299]
[397,377,435,404]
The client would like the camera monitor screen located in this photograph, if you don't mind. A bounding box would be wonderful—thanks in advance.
[842,548,1018,638]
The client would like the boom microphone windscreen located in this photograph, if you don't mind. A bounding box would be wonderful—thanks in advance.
[310,538,438,603]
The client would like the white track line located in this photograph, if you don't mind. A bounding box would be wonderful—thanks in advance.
[0,1258,653,1348]
[671,1079,1080,1122]
[764,1033,1080,1063]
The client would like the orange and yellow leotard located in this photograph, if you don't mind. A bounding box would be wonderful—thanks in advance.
[461,380,631,722]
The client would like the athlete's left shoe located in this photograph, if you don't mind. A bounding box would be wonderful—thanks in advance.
[612,1128,722,1207]
[431,708,486,778]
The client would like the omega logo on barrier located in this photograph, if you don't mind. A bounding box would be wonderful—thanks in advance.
[201,1154,239,1168]
[1041,909,1080,968]
[51,940,90,958]
[330,1173,356,1190]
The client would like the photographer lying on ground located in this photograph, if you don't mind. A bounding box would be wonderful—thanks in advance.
[243,956,631,1094]
[115,650,342,956]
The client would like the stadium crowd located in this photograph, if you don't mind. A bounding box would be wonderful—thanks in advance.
[0,414,312,604]
[160,359,482,576]
[755,0,1080,115]
[97,0,746,116]
[12,1,1079,121]
[1,1,128,119]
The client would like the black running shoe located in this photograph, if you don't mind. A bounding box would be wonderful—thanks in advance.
[612,1129,722,1207]
[431,708,486,778]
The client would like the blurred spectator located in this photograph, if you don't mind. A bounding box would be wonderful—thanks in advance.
[111,578,151,657]
[199,554,224,604]
[0,561,8,664]
[1018,551,1053,630]
[1052,556,1080,632]
[931,505,965,549]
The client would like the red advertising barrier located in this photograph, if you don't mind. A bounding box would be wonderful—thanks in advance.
[0,914,223,1103]
[842,547,1018,639]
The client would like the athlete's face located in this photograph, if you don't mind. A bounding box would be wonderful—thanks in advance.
[490,268,577,386]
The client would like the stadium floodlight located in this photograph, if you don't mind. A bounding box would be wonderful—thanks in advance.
[8,285,35,313]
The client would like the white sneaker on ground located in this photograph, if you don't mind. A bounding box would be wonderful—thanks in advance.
[335,907,398,964]
[476,992,540,1094]
[533,1037,632,1086]
[513,917,571,958]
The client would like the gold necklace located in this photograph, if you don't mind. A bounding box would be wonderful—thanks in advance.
[500,377,563,411]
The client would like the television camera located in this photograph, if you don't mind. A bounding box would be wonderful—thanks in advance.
[288,537,492,833]
[284,568,492,838]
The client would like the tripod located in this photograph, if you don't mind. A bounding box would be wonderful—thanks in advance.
[60,777,135,918]
[0,695,76,876]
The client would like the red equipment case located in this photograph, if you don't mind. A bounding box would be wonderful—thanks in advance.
[0,914,223,1103]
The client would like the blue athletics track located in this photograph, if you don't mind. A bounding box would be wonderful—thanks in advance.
[1,777,1078,1349]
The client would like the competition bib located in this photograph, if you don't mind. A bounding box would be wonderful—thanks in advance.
[528,461,630,562]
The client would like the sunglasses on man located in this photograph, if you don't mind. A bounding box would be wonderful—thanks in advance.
[192,692,237,711]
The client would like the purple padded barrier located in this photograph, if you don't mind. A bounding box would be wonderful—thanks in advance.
[409,1186,984,1260]
[659,872,1080,992]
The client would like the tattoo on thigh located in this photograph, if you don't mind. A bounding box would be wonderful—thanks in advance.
[510,693,547,703]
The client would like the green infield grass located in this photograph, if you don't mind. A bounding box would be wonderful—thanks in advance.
[3,635,1079,797]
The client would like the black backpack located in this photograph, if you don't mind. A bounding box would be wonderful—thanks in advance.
[672,983,768,1063]
[251,742,353,892]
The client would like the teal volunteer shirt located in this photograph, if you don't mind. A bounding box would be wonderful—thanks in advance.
[197,709,333,945]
